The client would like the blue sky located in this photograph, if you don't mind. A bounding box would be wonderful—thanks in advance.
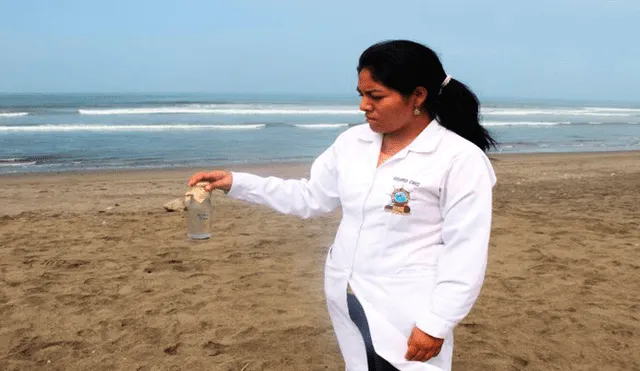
[0,0,638,102]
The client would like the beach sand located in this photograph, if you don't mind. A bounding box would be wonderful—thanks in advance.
[1,152,639,371]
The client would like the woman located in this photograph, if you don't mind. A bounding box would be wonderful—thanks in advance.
[189,40,497,371]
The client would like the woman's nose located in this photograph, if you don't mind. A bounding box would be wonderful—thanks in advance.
[360,98,371,112]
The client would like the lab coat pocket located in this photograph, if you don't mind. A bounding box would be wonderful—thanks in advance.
[368,272,438,332]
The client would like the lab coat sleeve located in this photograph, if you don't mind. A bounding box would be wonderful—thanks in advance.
[416,150,496,339]
[225,144,341,219]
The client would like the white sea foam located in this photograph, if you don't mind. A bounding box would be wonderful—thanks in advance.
[294,123,349,129]
[0,161,37,167]
[482,121,570,127]
[482,107,633,117]
[0,124,266,132]
[578,112,631,117]
[583,107,640,113]
[78,105,362,116]
[0,112,29,118]
[79,107,218,115]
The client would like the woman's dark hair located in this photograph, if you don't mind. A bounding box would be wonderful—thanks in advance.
[357,40,496,152]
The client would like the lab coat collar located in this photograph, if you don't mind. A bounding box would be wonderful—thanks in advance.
[356,119,446,154]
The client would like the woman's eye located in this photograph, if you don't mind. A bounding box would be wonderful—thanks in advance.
[371,95,383,100]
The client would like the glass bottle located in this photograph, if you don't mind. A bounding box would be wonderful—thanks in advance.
[185,183,213,239]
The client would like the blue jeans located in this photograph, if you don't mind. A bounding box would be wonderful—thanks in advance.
[347,293,399,371]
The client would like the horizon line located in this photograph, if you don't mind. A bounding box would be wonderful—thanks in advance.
[0,91,638,105]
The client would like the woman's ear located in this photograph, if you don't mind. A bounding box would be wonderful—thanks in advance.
[413,86,428,108]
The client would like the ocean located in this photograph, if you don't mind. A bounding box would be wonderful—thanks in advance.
[1,93,639,175]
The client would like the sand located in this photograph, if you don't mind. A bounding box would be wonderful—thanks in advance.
[0,152,639,371]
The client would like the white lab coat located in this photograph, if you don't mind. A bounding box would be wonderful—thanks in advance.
[227,120,496,371]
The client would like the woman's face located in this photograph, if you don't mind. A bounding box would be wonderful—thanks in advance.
[357,68,416,135]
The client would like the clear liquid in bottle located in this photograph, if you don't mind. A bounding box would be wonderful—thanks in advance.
[185,183,213,239]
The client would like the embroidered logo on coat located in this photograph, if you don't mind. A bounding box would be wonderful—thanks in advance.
[384,186,411,215]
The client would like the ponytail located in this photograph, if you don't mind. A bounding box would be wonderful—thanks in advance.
[427,78,497,152]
